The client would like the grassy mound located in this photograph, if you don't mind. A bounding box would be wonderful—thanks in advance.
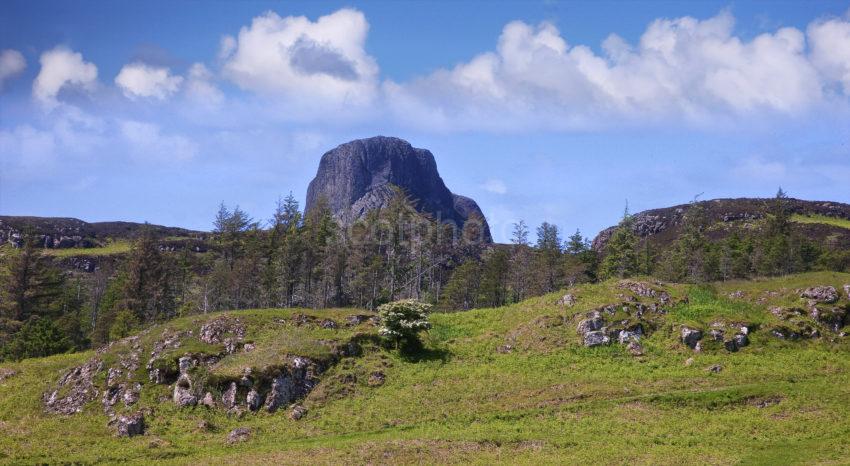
[2,272,850,464]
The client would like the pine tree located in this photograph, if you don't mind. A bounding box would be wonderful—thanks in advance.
[535,222,563,292]
[0,235,64,322]
[600,207,639,279]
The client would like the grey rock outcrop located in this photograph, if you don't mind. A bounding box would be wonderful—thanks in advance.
[681,327,703,349]
[305,136,491,241]
[800,286,839,304]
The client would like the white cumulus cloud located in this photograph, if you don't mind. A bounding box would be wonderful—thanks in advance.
[220,8,378,108]
[385,11,832,130]
[184,63,223,106]
[808,15,850,95]
[115,63,183,100]
[0,49,26,89]
[32,46,98,109]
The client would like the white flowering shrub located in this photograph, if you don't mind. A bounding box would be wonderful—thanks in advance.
[377,299,432,345]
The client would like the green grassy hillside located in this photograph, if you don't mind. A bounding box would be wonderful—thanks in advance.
[2,272,850,464]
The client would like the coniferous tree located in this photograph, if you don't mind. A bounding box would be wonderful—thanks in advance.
[600,206,639,279]
[535,222,563,292]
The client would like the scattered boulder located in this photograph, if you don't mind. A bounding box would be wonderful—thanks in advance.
[707,364,723,373]
[557,293,577,307]
[576,312,605,335]
[810,306,847,332]
[319,319,338,329]
[201,392,216,408]
[684,357,695,366]
[583,331,610,347]
[844,285,850,301]
[733,333,749,348]
[345,314,372,326]
[800,286,839,304]
[681,327,703,349]
[246,389,263,411]
[728,290,745,299]
[709,328,725,342]
[263,374,292,413]
[367,371,386,387]
[173,375,197,407]
[227,427,252,444]
[290,405,308,420]
[221,382,238,409]
[627,340,644,356]
[0,368,17,382]
[113,412,145,437]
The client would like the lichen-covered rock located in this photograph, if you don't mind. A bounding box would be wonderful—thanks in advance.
[221,382,237,409]
[681,327,703,349]
[263,374,293,413]
[368,371,386,387]
[709,329,725,342]
[617,329,641,344]
[627,340,644,356]
[0,368,17,382]
[557,294,577,307]
[290,405,308,420]
[113,412,145,437]
[199,317,245,354]
[201,392,216,408]
[576,312,605,335]
[44,357,103,414]
[800,286,839,304]
[246,389,263,411]
[583,331,610,347]
[618,280,660,297]
[227,427,252,444]
[173,374,197,407]
[319,319,338,329]
[810,307,847,332]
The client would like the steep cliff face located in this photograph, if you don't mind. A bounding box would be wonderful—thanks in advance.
[305,136,491,241]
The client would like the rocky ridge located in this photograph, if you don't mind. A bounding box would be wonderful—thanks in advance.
[592,198,850,252]
[41,312,377,437]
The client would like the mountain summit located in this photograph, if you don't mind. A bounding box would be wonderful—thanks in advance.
[305,136,491,241]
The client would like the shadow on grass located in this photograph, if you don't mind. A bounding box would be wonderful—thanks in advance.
[397,338,452,363]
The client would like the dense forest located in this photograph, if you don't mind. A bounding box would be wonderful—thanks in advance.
[1,188,847,361]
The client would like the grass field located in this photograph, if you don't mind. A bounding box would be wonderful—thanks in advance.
[791,213,850,230]
[41,240,133,257]
[1,272,850,464]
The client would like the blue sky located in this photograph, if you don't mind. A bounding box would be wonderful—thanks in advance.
[1,0,849,242]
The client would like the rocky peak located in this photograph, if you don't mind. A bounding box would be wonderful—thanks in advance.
[305,136,491,241]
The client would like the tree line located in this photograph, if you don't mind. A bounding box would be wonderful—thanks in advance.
[1,188,847,360]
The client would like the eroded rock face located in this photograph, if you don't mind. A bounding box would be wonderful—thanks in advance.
[199,317,246,354]
[801,286,839,304]
[305,136,491,241]
[44,357,104,414]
